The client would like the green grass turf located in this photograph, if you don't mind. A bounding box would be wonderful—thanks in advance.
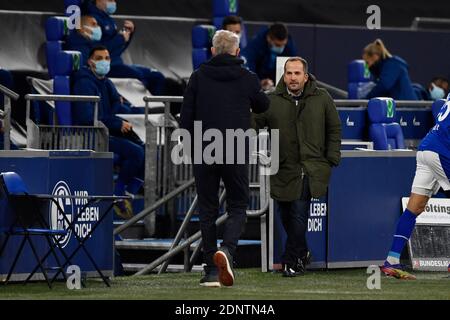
[0,269,448,300]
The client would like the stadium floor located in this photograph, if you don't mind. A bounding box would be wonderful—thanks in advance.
[0,269,448,300]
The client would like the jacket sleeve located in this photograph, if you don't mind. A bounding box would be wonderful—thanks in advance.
[324,93,342,166]
[251,94,271,130]
[249,74,270,114]
[180,72,197,134]
[102,80,125,132]
[241,43,257,73]
[104,33,127,55]
[366,60,400,99]
[72,80,98,126]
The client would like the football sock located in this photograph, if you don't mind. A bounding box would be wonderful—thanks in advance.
[386,209,417,265]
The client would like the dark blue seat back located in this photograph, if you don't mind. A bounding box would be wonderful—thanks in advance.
[1,172,29,195]
[192,25,216,70]
[348,59,374,99]
[368,98,405,150]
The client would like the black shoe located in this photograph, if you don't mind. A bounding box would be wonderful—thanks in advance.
[213,247,234,286]
[199,266,220,287]
[301,250,312,267]
[294,258,306,276]
[282,263,298,277]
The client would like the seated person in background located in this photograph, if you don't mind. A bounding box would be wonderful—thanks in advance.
[87,0,166,96]
[241,23,297,91]
[222,15,242,38]
[428,76,449,100]
[66,15,102,66]
[66,17,144,114]
[362,39,418,101]
[72,46,144,219]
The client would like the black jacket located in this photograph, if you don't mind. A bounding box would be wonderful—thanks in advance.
[180,54,269,135]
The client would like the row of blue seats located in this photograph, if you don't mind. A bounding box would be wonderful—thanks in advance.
[345,97,445,150]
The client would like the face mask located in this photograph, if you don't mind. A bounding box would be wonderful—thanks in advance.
[270,45,285,55]
[85,26,102,41]
[430,83,445,100]
[92,59,110,77]
[106,2,117,15]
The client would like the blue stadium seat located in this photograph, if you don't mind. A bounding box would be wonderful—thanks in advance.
[348,59,375,99]
[368,98,405,150]
[45,16,82,125]
[213,0,239,17]
[192,25,216,70]
[53,50,82,125]
[64,0,83,8]
[431,98,446,122]
[46,16,70,78]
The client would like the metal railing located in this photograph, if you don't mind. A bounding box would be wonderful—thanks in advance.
[411,17,450,30]
[118,94,438,274]
[114,95,273,274]
[316,80,348,99]
[0,84,20,150]
[334,99,434,108]
[25,94,109,152]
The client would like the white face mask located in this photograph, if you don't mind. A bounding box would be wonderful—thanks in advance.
[430,83,445,100]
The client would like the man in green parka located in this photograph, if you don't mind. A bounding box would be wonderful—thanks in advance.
[253,57,341,277]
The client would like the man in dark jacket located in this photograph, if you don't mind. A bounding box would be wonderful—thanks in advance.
[241,23,297,90]
[253,57,341,277]
[87,0,166,95]
[365,56,418,100]
[72,46,144,219]
[181,30,269,287]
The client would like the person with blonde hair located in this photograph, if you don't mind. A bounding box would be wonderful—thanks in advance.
[362,39,418,100]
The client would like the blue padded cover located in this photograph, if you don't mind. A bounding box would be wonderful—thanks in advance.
[368,97,396,124]
[213,0,239,17]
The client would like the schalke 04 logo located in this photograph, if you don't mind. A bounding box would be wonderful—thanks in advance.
[49,181,74,248]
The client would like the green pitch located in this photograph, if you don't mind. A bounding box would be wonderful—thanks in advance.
[0,269,448,300]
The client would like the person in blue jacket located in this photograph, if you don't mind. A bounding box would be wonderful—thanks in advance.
[66,15,103,66]
[241,23,297,91]
[72,46,144,219]
[362,39,418,100]
[87,0,166,95]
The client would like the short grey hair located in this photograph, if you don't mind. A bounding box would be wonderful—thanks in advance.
[212,30,240,55]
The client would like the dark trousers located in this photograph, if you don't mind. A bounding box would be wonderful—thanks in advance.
[194,164,249,266]
[109,135,145,185]
[275,177,311,265]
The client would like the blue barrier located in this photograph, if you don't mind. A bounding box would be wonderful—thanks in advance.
[0,150,113,281]
[272,150,416,269]
[338,107,434,142]
[327,150,416,267]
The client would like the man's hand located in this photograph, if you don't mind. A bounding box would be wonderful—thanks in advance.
[121,121,133,133]
[123,20,135,33]
[261,78,275,91]
[120,30,131,42]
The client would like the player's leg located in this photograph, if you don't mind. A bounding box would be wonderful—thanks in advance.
[382,151,437,280]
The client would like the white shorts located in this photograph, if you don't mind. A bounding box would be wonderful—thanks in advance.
[411,151,450,197]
